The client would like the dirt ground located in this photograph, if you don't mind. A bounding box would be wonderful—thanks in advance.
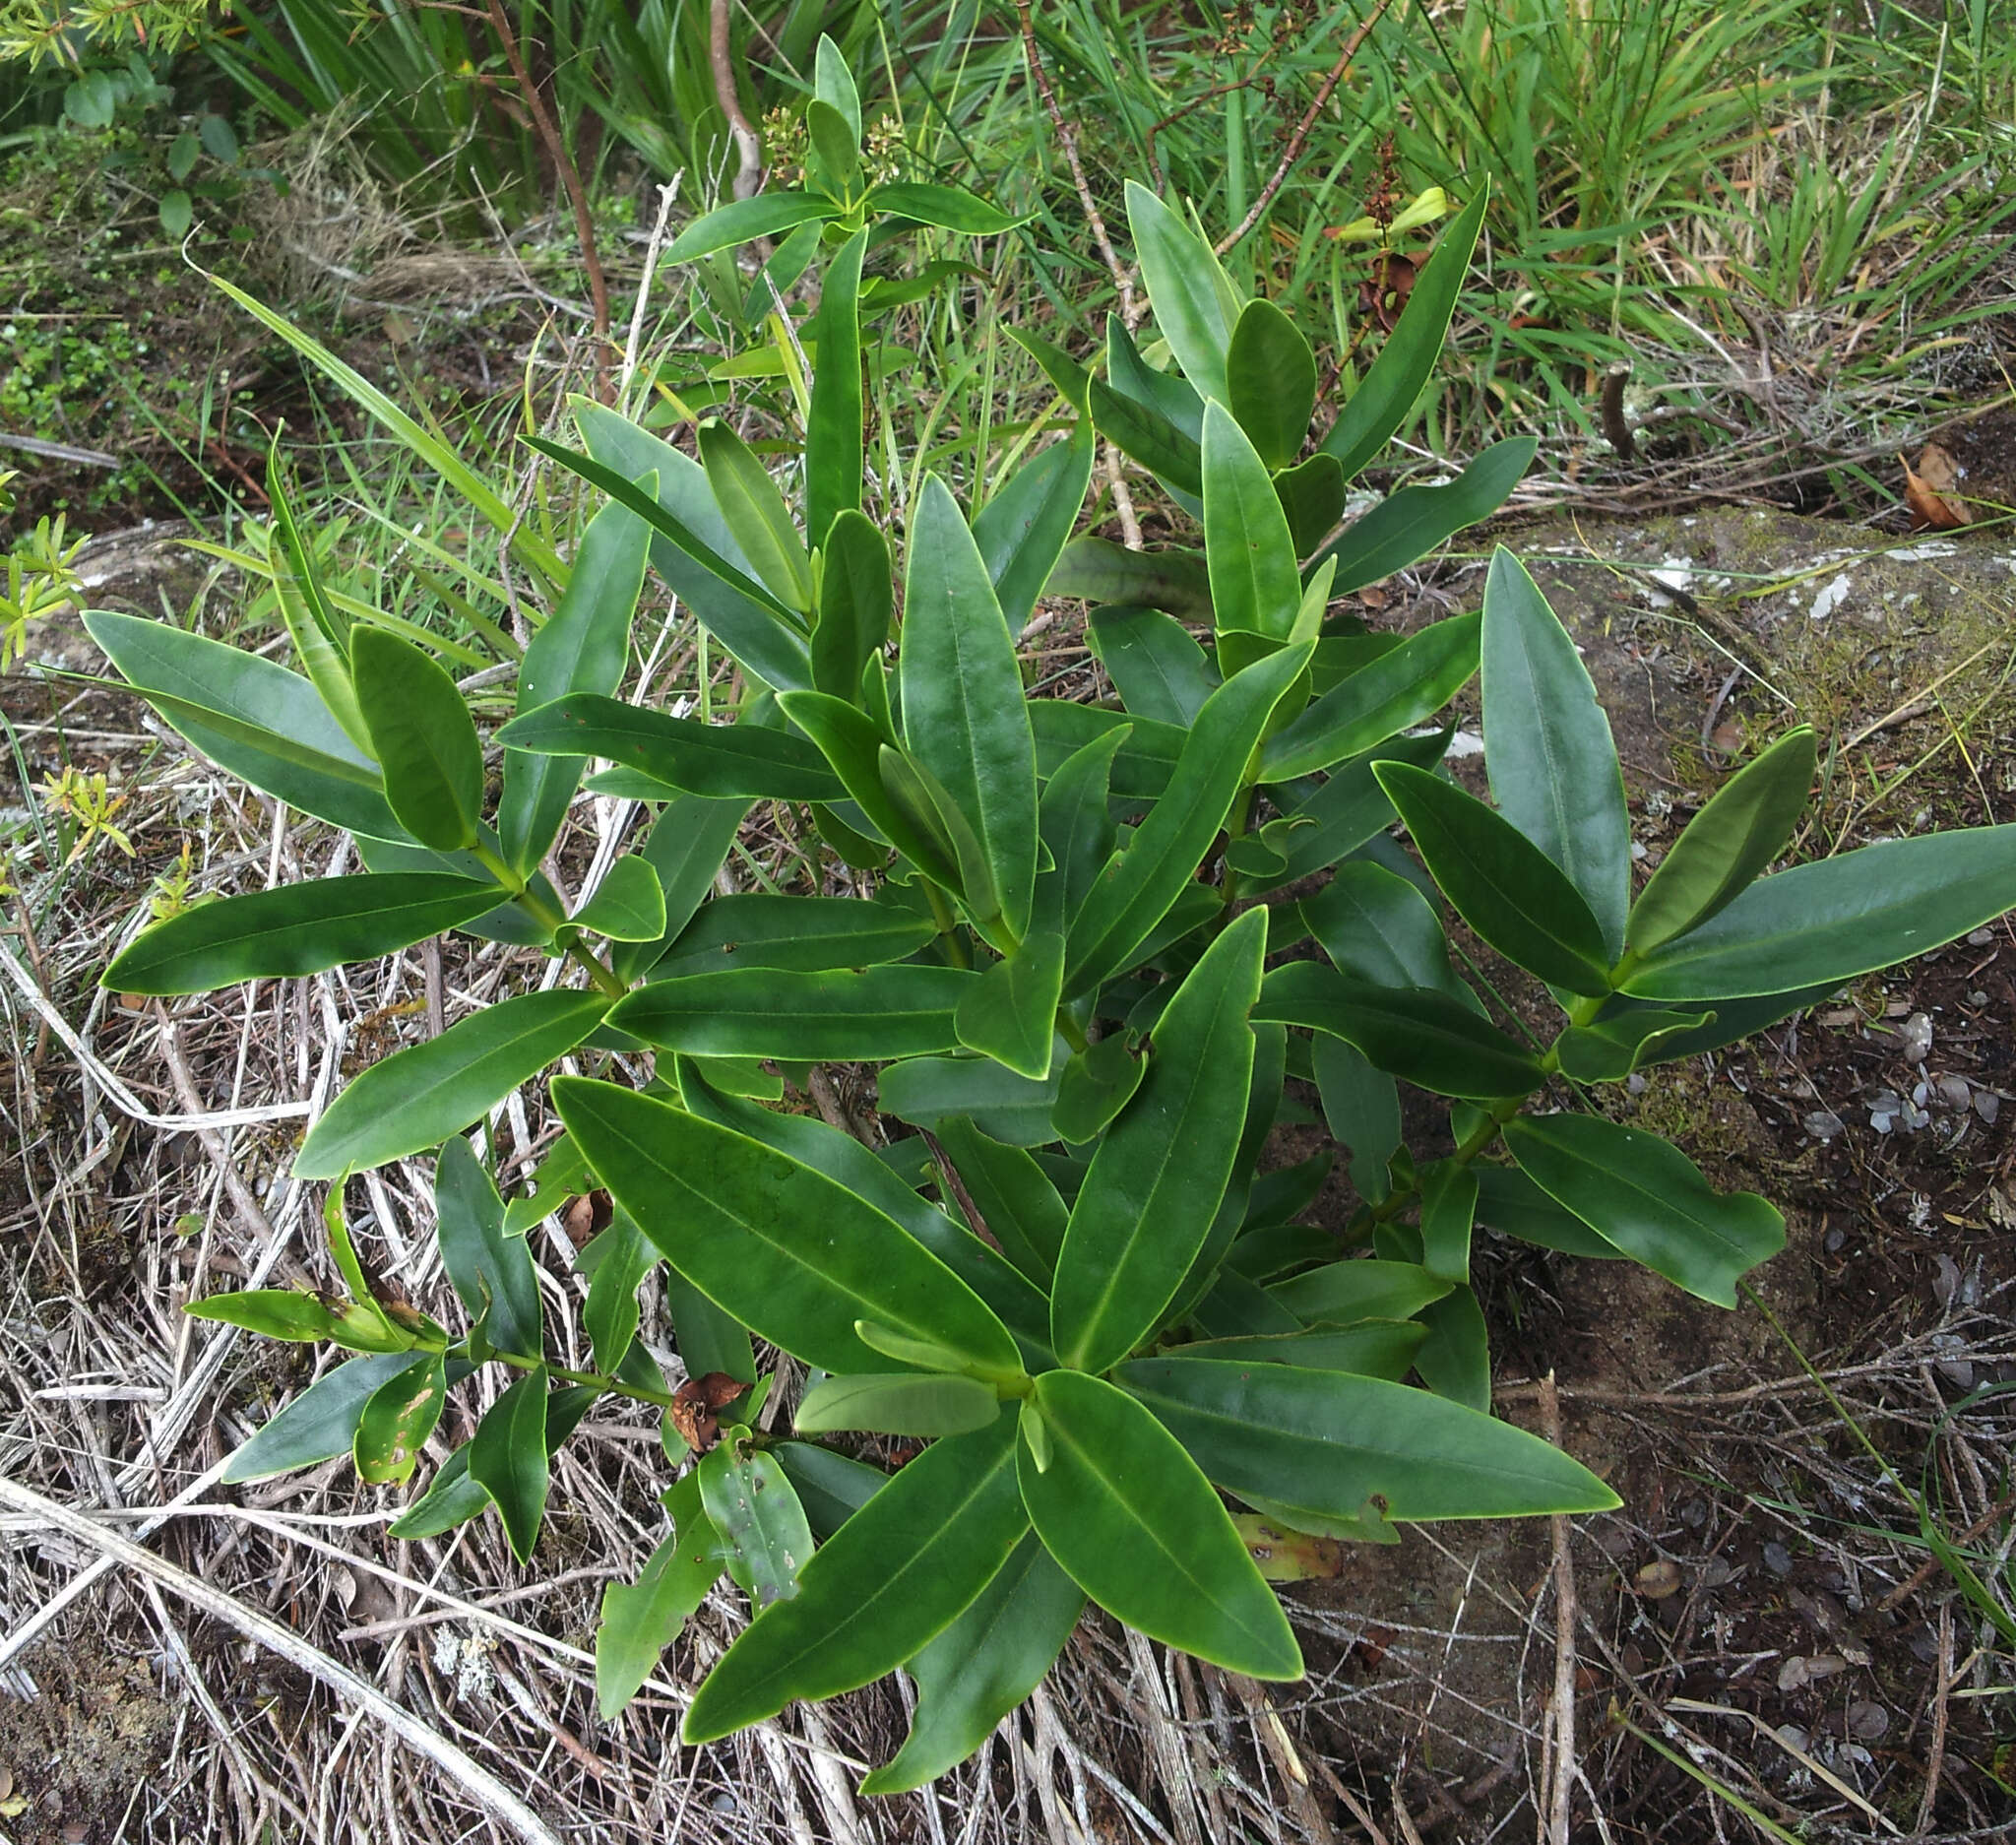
[2,481,2014,1843]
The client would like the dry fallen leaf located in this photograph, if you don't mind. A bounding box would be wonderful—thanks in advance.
[1634,1558,1684,1599]
[1902,443,1970,530]
[559,1188,612,1249]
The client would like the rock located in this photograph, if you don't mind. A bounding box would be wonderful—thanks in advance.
[1763,1542,1794,1578]
[1897,1012,1934,1063]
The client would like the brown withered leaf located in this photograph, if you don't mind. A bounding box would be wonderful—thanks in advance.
[559,1187,612,1249]
[1358,251,1418,333]
[1634,1558,1683,1599]
[665,1371,748,1455]
[1903,443,1970,530]
[1235,1514,1347,1583]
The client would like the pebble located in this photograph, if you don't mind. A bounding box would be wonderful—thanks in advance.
[1977,1092,2001,1124]
[1968,928,1995,946]
[1635,1558,1683,1599]
[1937,1075,1972,1109]
[1764,1542,1795,1578]
[1847,1700,1890,1742]
[1804,1109,1846,1139]
[1898,1012,1934,1062]
[1824,1226,1847,1253]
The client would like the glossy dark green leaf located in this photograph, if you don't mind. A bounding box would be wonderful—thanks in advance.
[1269,1259,1450,1325]
[1106,314,1205,442]
[1374,762,1611,995]
[584,1209,655,1371]
[353,1352,446,1486]
[1051,1033,1148,1147]
[806,227,866,546]
[869,181,1024,233]
[773,1441,890,1539]
[879,743,999,914]
[1188,1269,1301,1339]
[1418,1160,1478,1283]
[1019,1369,1297,1677]
[221,1353,425,1484]
[570,857,664,942]
[1257,962,1544,1101]
[500,694,839,802]
[811,509,892,700]
[1413,1287,1490,1413]
[973,423,1096,632]
[571,403,814,691]
[498,494,650,872]
[184,1288,342,1342]
[775,691,960,886]
[597,1470,722,1718]
[1048,539,1213,619]
[1320,440,1536,596]
[1115,1357,1616,1521]
[1065,644,1310,994]
[612,965,972,1060]
[665,192,841,262]
[1246,728,1451,895]
[1035,726,1123,934]
[1555,1008,1716,1082]
[796,1372,1001,1437]
[1006,325,1093,412]
[653,893,934,978]
[665,1268,757,1385]
[683,1414,1027,1743]
[469,1365,550,1561]
[390,1391,594,1540]
[552,1079,1022,1379]
[1225,1222,1331,1283]
[1260,613,1479,782]
[901,473,1040,937]
[435,1135,542,1360]
[878,1051,1063,1148]
[860,1529,1084,1794]
[1274,452,1347,556]
[1503,1114,1784,1306]
[350,627,483,852]
[1629,729,1817,954]
[1623,825,2016,999]
[931,1117,1068,1286]
[1474,1164,1624,1258]
[612,794,751,981]
[699,419,813,611]
[1479,548,1630,956]
[295,989,609,1178]
[1226,298,1316,470]
[1177,1322,1425,1379]
[1203,402,1300,641]
[1051,910,1266,1373]
[1301,859,1474,1008]
[1125,180,1234,404]
[1320,185,1486,480]
[699,1436,814,1609]
[1088,606,1218,727]
[1594,986,1833,1068]
[1090,375,1203,497]
[805,97,862,201]
[955,932,1064,1079]
[104,873,497,996]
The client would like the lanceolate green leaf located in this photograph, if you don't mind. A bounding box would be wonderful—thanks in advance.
[1065,643,1311,993]
[697,421,811,613]
[699,1439,814,1609]
[664,192,841,262]
[184,1289,343,1342]
[1178,1323,1426,1378]
[813,33,861,139]
[1625,728,1817,955]
[812,510,892,701]
[104,874,499,995]
[551,1080,1022,1379]
[1203,401,1300,641]
[1251,728,1452,894]
[1035,726,1124,933]
[1480,548,1631,956]
[611,965,974,1061]
[1260,613,1479,782]
[1319,185,1486,481]
[583,1211,655,1371]
[1256,963,1544,1101]
[807,228,867,546]
[1414,1287,1491,1414]
[900,474,1040,938]
[652,894,935,977]
[1418,1161,1479,1284]
[795,1373,1002,1437]
[683,1414,1027,1744]
[221,1353,425,1484]
[294,989,611,1178]
[1269,1259,1451,1326]
[778,690,961,887]
[955,931,1064,1080]
[435,1135,543,1359]
[1113,1359,1618,1520]
[353,1353,446,1487]
[1087,377,1203,497]
[972,422,1096,631]
[1374,762,1611,995]
[1300,860,1474,1008]
[931,1117,1068,1286]
[498,493,651,872]
[572,857,665,941]
[350,627,483,852]
[1621,825,2016,1000]
[1018,1369,1297,1679]
[500,694,842,802]
[267,452,371,754]
[1052,1033,1148,1147]
[859,1531,1084,1795]
[470,1366,550,1562]
[1088,606,1218,727]
[1051,909,1266,1373]
[596,1470,723,1719]
[1503,1114,1785,1306]
[869,181,1025,234]
[1125,180,1233,405]
[615,794,752,981]
[1048,538,1213,618]
[1321,440,1537,596]
[1226,298,1316,471]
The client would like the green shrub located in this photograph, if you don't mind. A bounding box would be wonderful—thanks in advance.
[93,48,2016,1787]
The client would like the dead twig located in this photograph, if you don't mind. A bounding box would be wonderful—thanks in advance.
[1538,1372,1581,1845]
[1917,1602,1954,1836]
[709,0,764,203]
